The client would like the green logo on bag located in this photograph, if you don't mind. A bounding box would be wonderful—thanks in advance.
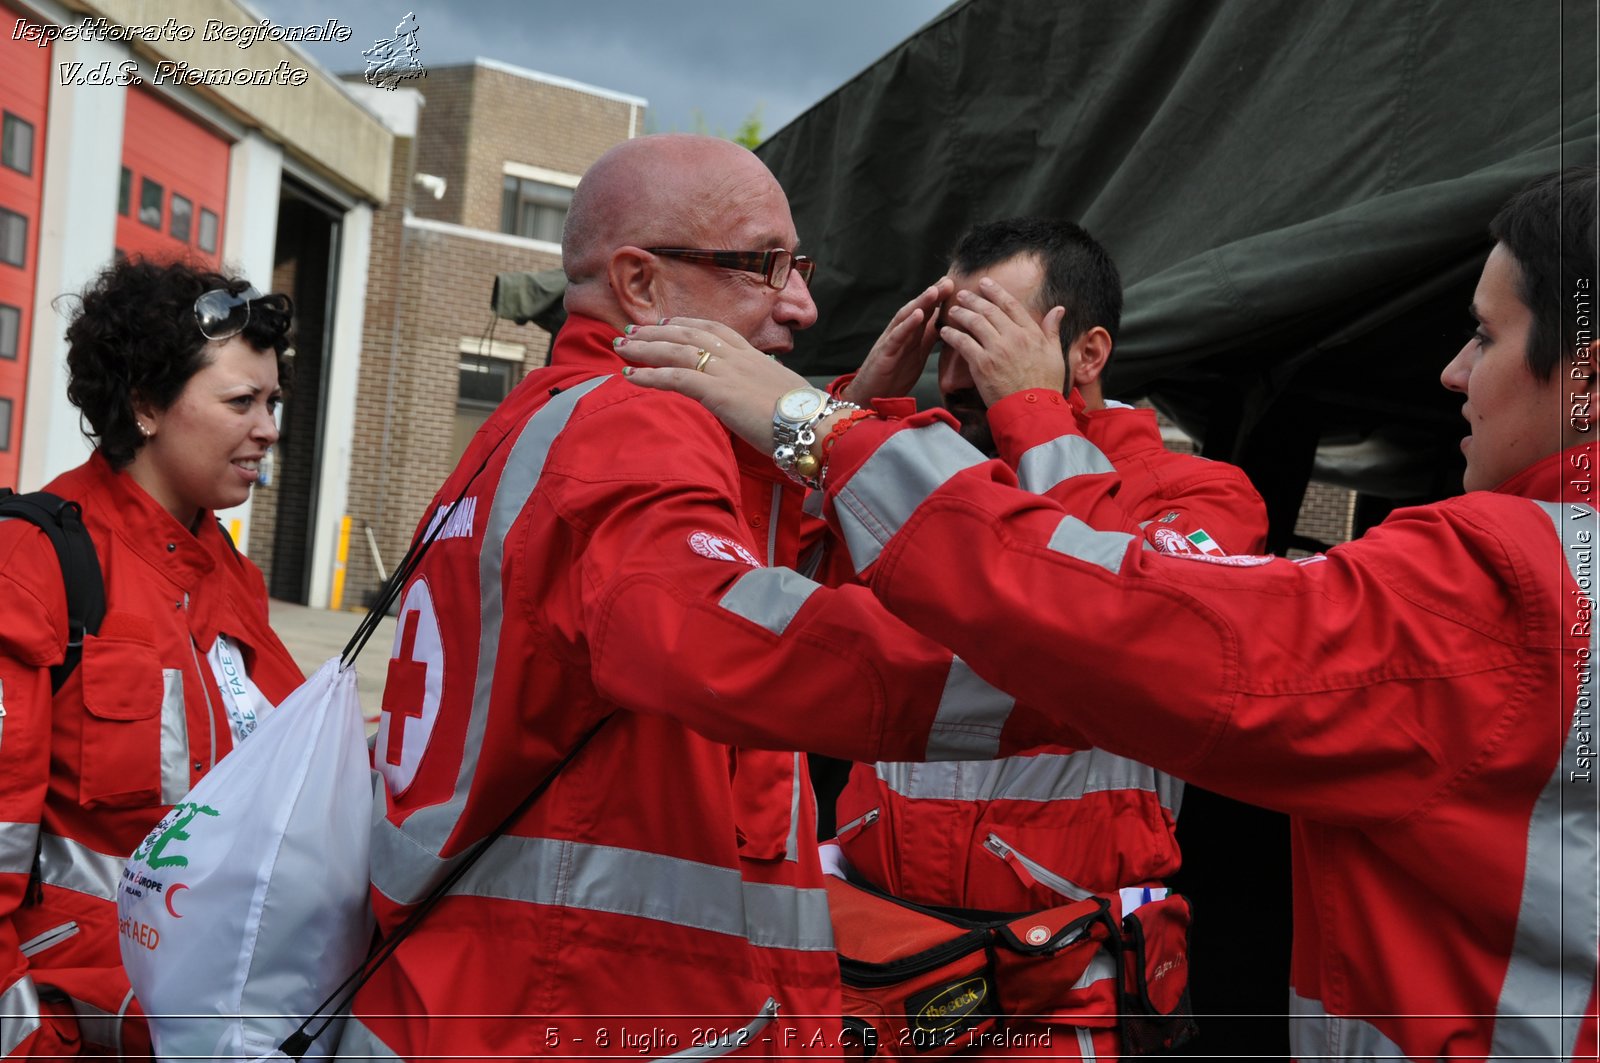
[132,801,220,870]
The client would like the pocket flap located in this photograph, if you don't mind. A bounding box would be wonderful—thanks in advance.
[81,631,164,721]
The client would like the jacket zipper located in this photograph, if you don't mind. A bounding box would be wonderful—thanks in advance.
[655,997,779,1059]
[834,807,879,841]
[19,920,79,957]
[182,593,217,772]
[983,833,1095,901]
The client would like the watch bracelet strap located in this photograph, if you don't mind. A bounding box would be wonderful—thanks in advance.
[776,397,860,487]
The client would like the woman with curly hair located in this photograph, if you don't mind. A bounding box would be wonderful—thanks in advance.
[0,258,305,1058]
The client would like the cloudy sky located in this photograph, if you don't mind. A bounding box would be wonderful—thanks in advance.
[246,0,952,141]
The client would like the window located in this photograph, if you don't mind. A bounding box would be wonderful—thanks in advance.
[453,354,517,460]
[458,355,515,407]
[198,208,218,253]
[1,113,33,176]
[0,398,11,452]
[139,177,163,229]
[170,194,192,242]
[118,167,132,217]
[500,176,572,243]
[0,208,25,267]
[0,304,18,360]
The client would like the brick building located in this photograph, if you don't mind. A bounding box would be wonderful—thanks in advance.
[338,60,643,610]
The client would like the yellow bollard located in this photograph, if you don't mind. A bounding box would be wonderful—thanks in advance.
[330,515,352,611]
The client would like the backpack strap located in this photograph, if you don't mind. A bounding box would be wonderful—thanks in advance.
[0,489,106,693]
[216,517,241,557]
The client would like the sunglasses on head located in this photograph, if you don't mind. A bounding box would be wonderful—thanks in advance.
[193,285,264,342]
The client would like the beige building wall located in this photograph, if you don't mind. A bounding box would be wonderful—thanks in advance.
[80,0,390,203]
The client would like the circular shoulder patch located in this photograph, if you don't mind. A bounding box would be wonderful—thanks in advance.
[1164,552,1276,567]
[688,530,762,567]
[1151,527,1196,555]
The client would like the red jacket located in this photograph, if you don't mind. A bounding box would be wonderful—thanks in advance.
[340,315,1009,1061]
[0,453,302,1058]
[820,397,1599,1062]
[836,397,1267,911]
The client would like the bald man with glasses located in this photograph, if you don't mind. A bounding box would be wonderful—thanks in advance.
[337,134,1013,1061]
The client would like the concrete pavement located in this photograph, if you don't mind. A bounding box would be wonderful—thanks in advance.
[268,598,396,713]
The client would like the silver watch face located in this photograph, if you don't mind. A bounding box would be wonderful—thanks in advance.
[778,388,827,422]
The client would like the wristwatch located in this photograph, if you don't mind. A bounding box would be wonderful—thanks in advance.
[773,387,855,489]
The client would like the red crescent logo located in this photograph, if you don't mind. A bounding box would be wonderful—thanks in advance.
[165,882,189,918]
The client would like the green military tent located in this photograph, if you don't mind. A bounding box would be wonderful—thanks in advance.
[758,0,1597,545]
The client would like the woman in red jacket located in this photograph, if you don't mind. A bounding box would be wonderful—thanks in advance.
[0,258,305,1059]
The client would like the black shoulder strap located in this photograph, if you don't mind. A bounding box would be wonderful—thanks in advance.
[0,489,106,693]
[215,517,241,557]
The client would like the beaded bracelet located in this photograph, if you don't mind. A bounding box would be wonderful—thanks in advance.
[817,409,879,488]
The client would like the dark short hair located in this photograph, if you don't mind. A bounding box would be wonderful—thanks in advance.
[949,218,1123,348]
[64,258,293,469]
[1489,167,1599,381]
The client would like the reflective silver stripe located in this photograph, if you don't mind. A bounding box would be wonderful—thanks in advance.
[0,821,38,877]
[1157,771,1185,819]
[37,832,122,902]
[18,921,77,958]
[371,376,609,907]
[1014,435,1114,495]
[984,833,1094,901]
[802,485,825,519]
[0,975,41,1057]
[876,748,1178,812]
[925,655,1013,760]
[834,422,984,575]
[69,990,130,1054]
[450,835,834,952]
[1288,989,1408,1060]
[1046,515,1134,574]
[1489,501,1600,1060]
[158,667,189,804]
[717,567,821,636]
[766,483,782,565]
[335,1016,405,1060]
[785,751,803,862]
[657,998,779,1060]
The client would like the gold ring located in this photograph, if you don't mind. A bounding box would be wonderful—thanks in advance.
[693,349,712,372]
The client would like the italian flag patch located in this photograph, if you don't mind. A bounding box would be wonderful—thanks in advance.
[1186,529,1224,556]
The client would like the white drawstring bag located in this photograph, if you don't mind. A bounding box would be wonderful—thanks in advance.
[118,657,375,1061]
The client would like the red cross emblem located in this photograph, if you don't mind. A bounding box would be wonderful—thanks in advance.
[376,579,442,795]
[383,610,428,766]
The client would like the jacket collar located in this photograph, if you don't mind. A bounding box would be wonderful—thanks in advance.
[552,313,787,484]
[72,451,222,583]
[1492,442,1599,502]
[1080,403,1163,463]
[52,451,242,644]
[551,313,628,373]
